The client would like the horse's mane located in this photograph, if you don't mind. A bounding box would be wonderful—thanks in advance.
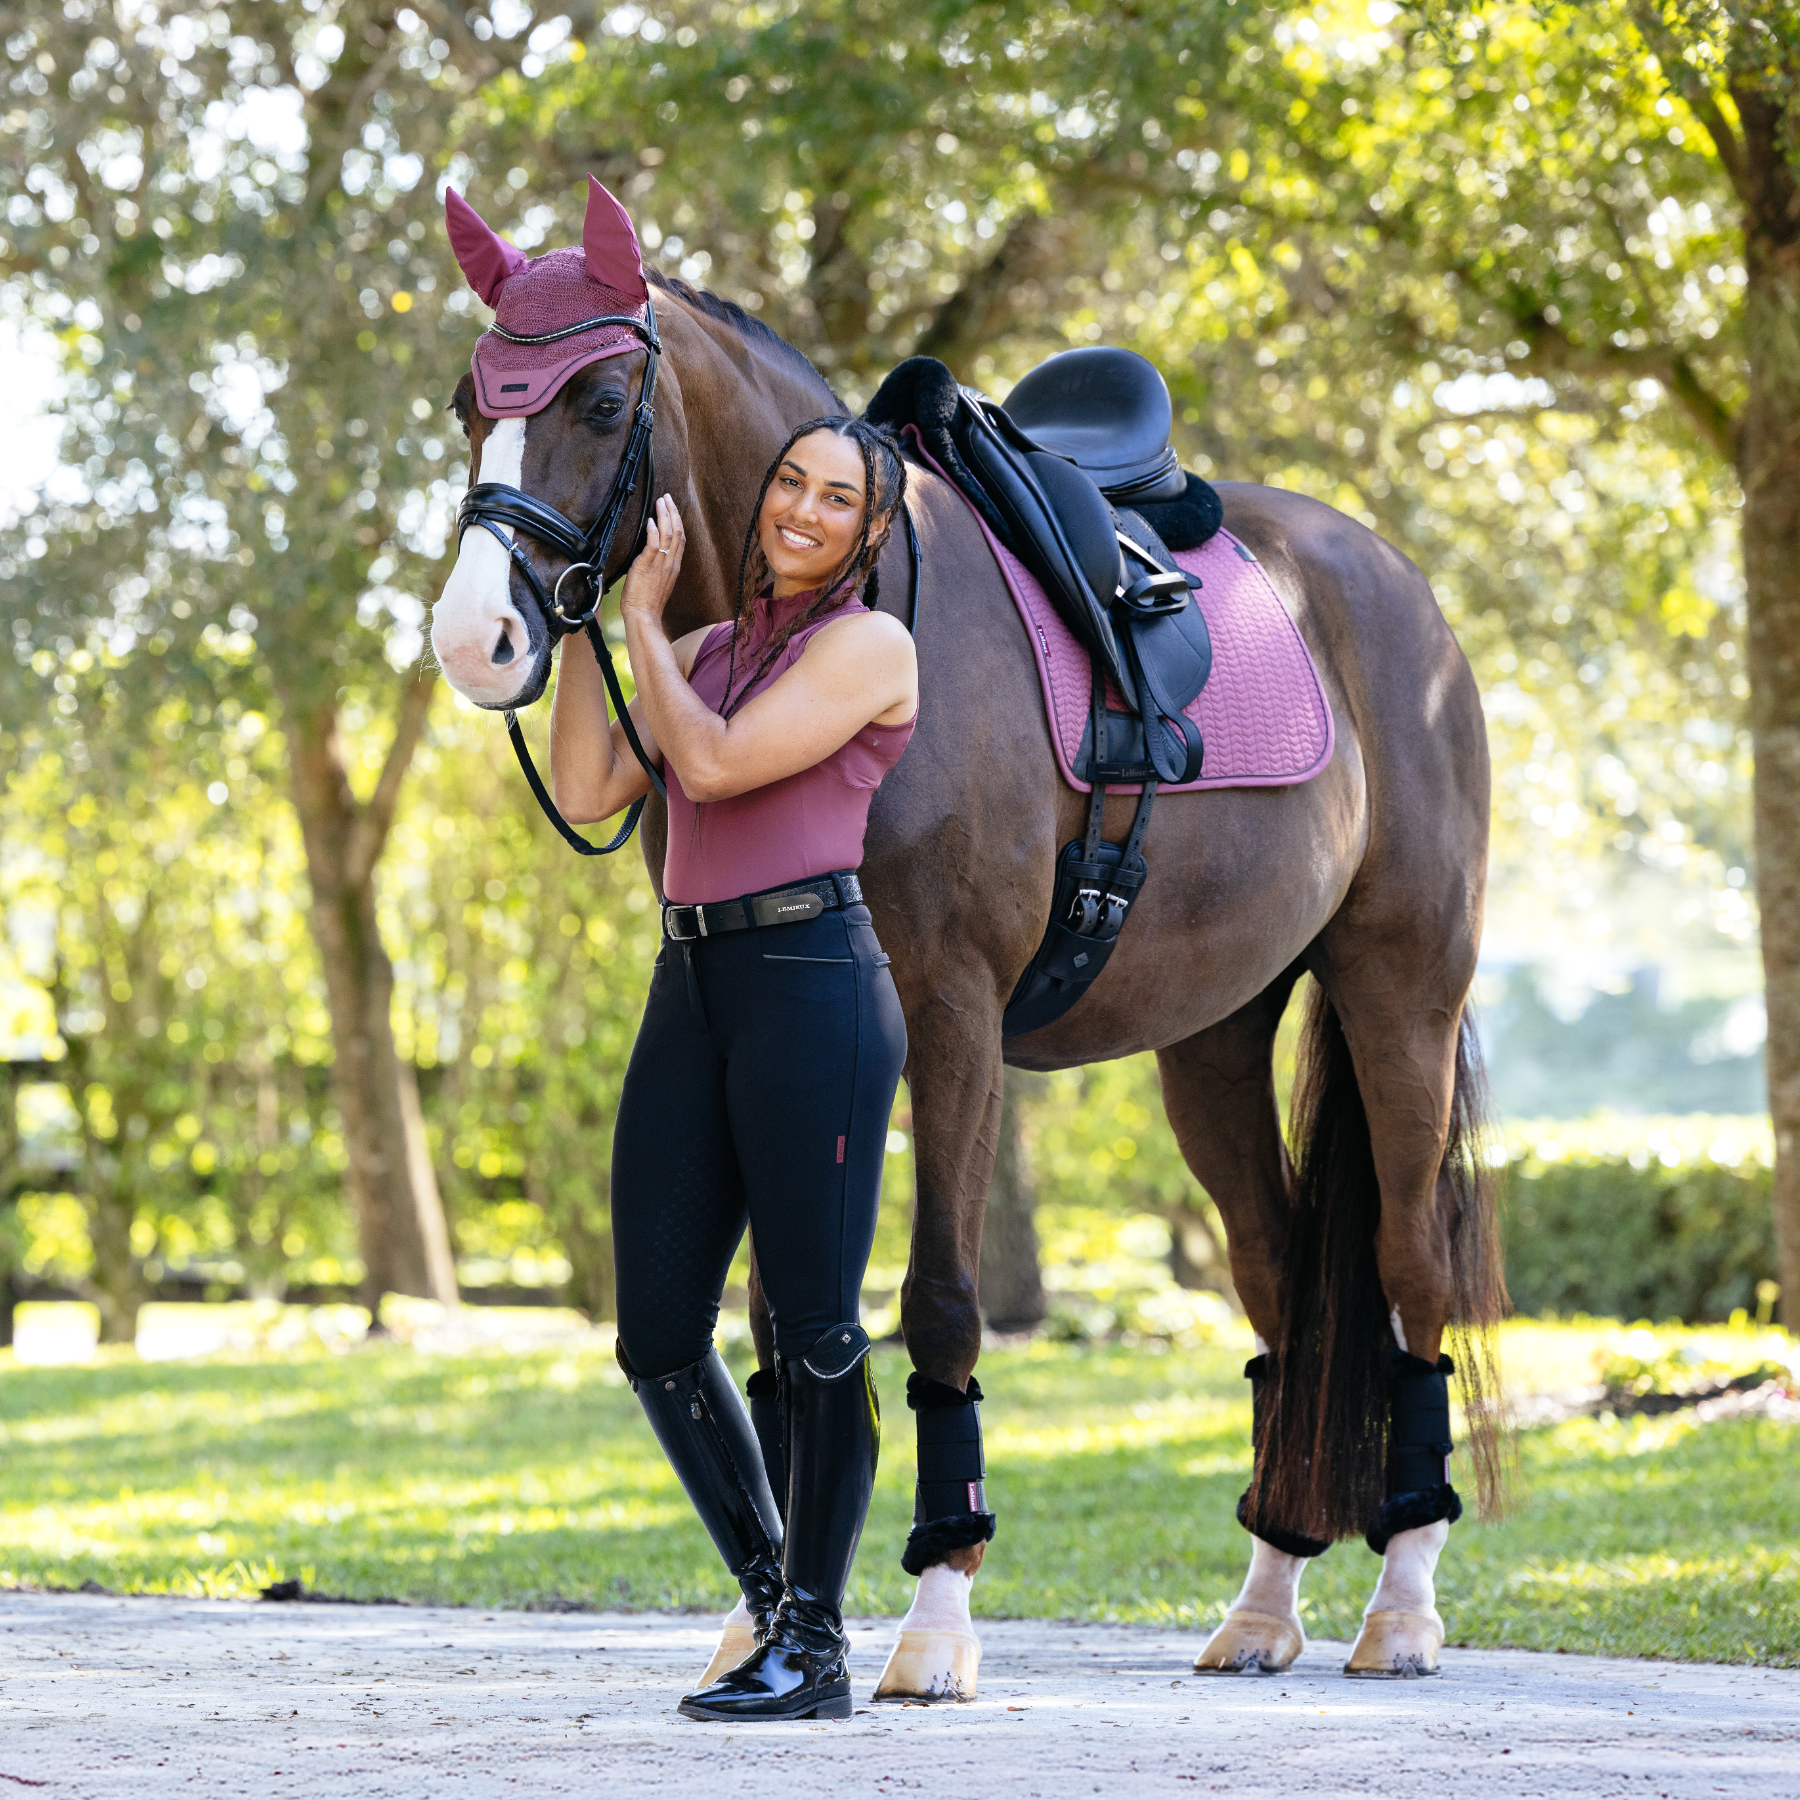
[647,270,844,414]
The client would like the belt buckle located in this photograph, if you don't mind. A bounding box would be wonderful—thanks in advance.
[663,904,697,943]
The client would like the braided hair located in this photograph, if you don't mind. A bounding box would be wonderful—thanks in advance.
[719,416,908,718]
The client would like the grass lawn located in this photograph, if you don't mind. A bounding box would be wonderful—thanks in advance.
[0,1319,1794,1665]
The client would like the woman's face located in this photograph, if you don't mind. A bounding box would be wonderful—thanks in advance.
[758,429,869,597]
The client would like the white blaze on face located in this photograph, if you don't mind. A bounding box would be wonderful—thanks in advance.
[431,416,537,707]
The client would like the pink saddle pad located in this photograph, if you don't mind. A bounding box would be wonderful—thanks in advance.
[916,440,1334,794]
[993,530,1334,795]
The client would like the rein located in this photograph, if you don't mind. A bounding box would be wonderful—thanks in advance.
[455,291,666,856]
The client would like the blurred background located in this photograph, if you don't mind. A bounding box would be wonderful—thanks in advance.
[0,0,1783,1359]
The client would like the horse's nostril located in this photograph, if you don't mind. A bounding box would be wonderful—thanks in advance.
[491,626,516,666]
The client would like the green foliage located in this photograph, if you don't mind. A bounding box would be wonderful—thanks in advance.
[2,0,1782,1318]
[0,677,355,1333]
[1502,1115,1777,1321]
[1,1323,1793,1664]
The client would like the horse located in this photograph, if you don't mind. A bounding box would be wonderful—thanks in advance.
[428,184,1506,1696]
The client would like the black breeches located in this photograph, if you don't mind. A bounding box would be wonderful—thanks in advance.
[611,901,907,1373]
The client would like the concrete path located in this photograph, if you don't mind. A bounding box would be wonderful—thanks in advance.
[1,1592,1795,1797]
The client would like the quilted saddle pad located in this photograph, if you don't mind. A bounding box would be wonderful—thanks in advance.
[991,528,1335,794]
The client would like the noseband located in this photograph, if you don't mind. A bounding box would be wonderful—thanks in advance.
[454,291,666,855]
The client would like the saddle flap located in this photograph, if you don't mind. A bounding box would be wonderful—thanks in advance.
[950,396,1131,695]
[1001,346,1181,499]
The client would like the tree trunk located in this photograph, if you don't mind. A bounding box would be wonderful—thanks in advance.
[980,1066,1047,1331]
[1737,85,1800,1329]
[1165,1199,1237,1305]
[0,1068,19,1349]
[82,1163,148,1344]
[286,681,457,1313]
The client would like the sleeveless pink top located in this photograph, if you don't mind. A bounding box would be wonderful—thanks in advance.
[662,588,917,904]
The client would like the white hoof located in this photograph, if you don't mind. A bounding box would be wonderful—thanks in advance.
[697,1601,756,1687]
[873,1628,982,1701]
[1192,1608,1304,1675]
[1343,1607,1444,1678]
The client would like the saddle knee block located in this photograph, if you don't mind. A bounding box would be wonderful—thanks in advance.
[900,1373,997,1576]
[1365,1349,1463,1555]
[1236,1353,1332,1559]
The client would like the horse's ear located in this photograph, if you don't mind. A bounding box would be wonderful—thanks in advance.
[446,187,528,305]
[583,174,648,305]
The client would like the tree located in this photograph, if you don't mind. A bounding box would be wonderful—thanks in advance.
[0,670,355,1337]
[980,1067,1047,1331]
[386,696,662,1321]
[0,1,589,1304]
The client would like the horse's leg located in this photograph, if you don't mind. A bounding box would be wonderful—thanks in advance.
[696,1238,780,1686]
[1322,940,1479,1680]
[873,990,1002,1703]
[1155,970,1323,1675]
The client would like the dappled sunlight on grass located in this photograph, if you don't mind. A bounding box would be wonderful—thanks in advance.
[0,1323,1793,1661]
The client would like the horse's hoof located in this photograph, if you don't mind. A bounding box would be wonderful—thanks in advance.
[1192,1609,1304,1675]
[1342,1608,1445,1678]
[696,1618,758,1688]
[872,1629,981,1701]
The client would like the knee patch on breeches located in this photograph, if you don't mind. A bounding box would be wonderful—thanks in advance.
[1365,1347,1462,1555]
[900,1373,997,1576]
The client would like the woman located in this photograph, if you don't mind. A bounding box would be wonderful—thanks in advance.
[548,416,916,1722]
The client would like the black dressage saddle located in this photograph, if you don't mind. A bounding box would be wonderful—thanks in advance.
[867,349,1221,789]
[867,348,1225,1039]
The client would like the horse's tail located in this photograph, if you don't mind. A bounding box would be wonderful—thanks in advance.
[1246,984,1511,1543]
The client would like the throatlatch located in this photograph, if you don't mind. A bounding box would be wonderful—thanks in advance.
[900,1373,997,1576]
[1366,1348,1463,1555]
[1235,1353,1332,1560]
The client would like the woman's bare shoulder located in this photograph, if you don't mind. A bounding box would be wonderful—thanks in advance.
[672,619,729,679]
[802,607,914,661]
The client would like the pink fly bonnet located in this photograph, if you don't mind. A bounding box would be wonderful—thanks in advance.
[447,175,650,418]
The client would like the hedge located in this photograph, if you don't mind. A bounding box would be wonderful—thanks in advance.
[1498,1117,1778,1324]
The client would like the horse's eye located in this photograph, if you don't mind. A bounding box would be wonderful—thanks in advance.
[585,396,624,429]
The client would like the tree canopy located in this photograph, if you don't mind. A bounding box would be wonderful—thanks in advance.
[2,0,1791,1321]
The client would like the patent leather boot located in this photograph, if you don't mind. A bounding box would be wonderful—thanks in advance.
[621,1344,784,1640]
[679,1323,879,1722]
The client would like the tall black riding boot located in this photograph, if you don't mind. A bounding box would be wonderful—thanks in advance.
[678,1323,879,1722]
[621,1344,785,1634]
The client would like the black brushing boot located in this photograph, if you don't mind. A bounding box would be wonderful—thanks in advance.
[621,1343,785,1639]
[1365,1349,1463,1555]
[679,1323,879,1722]
[1234,1353,1333,1560]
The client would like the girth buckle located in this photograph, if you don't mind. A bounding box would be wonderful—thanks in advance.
[1068,885,1127,938]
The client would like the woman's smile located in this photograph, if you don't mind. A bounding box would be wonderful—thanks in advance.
[759,429,872,597]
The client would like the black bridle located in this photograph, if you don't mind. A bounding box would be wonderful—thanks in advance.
[455,290,667,855]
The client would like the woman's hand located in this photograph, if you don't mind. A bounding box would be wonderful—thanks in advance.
[619,494,686,630]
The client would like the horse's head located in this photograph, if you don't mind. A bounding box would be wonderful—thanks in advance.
[431,177,668,711]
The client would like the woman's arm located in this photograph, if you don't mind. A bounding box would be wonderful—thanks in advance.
[623,502,917,804]
[547,496,696,824]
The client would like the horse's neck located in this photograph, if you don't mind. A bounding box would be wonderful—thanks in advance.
[662,299,840,638]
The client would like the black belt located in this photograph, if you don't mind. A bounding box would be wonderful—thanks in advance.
[662,871,862,943]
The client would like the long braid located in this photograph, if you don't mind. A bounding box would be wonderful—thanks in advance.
[720,417,907,718]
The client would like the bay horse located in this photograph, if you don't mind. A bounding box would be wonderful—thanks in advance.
[428,187,1506,1695]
